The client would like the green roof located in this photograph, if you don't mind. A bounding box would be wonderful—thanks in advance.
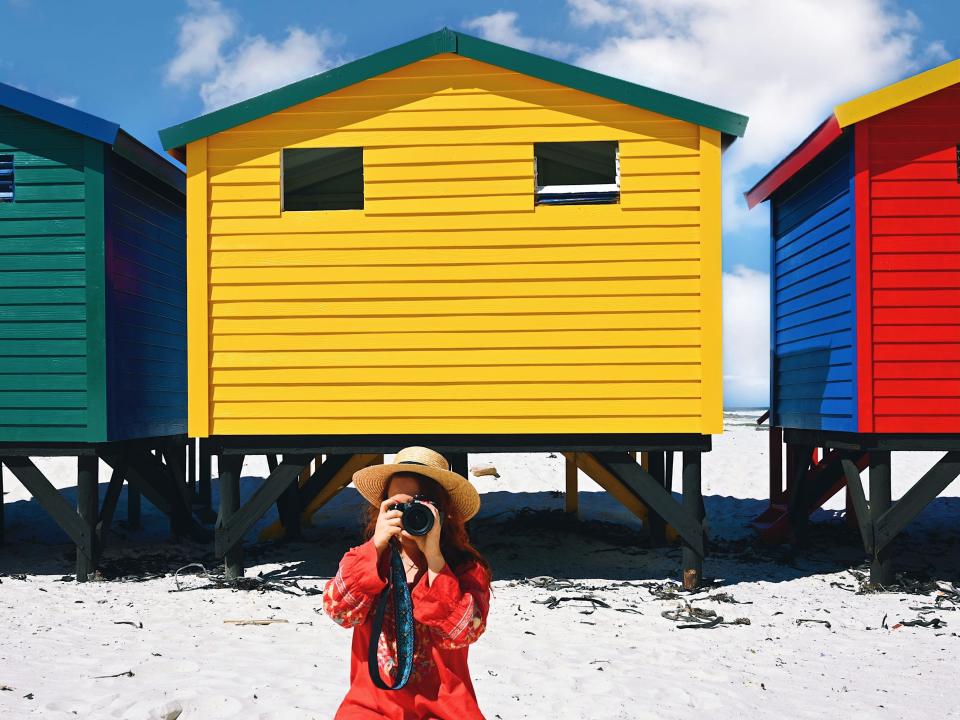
[159,28,748,155]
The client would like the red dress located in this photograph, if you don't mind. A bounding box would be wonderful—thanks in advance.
[322,538,491,720]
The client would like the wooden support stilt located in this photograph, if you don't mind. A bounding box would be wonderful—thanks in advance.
[160,437,195,517]
[197,439,214,523]
[786,443,814,544]
[102,449,206,540]
[869,450,893,586]
[259,454,382,542]
[216,454,309,572]
[2,456,89,554]
[218,454,244,579]
[840,452,873,554]
[589,452,701,555]
[98,468,125,544]
[873,451,960,555]
[126,480,141,530]
[76,455,99,582]
[770,426,783,504]
[565,452,579,515]
[785,442,798,503]
[188,437,197,496]
[449,452,468,480]
[277,461,306,539]
[682,451,704,590]
[647,452,667,545]
[0,462,4,544]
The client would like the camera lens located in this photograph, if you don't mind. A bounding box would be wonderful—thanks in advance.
[401,502,435,536]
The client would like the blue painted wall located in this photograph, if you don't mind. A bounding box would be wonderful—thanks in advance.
[104,150,186,440]
[770,130,857,431]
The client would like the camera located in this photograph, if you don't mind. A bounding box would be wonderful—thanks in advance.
[390,496,444,537]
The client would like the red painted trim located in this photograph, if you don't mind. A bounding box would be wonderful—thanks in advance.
[854,124,874,433]
[745,116,842,208]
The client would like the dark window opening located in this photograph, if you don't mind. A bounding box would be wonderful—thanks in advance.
[534,141,619,205]
[0,155,13,202]
[283,147,363,211]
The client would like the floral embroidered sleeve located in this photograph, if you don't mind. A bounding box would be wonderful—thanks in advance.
[411,561,491,650]
[322,538,387,628]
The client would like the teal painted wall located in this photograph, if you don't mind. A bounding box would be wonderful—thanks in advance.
[0,108,95,442]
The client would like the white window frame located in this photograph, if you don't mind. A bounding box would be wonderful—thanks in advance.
[0,154,14,203]
[534,143,620,202]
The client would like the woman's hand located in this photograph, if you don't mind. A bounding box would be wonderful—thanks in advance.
[372,494,412,554]
[402,502,446,579]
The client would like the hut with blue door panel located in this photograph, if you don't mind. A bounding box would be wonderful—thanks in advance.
[745,59,960,584]
[0,83,205,579]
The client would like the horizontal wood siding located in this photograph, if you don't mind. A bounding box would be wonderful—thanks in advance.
[198,54,718,435]
[105,151,187,440]
[770,131,857,431]
[0,109,90,441]
[863,84,960,433]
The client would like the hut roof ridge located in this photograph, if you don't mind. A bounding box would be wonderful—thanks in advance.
[745,57,960,208]
[0,81,184,193]
[158,27,749,158]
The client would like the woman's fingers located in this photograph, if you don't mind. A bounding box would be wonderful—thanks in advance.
[380,494,405,510]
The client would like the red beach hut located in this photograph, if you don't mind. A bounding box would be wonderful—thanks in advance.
[745,59,960,583]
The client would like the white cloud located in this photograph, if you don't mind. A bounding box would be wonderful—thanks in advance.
[566,0,945,228]
[54,95,79,108]
[166,0,236,86]
[464,11,577,58]
[722,266,769,408]
[199,28,339,111]
[166,0,341,112]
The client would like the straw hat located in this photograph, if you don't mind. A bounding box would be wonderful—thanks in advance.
[353,446,481,521]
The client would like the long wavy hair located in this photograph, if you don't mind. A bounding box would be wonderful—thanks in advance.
[363,471,490,580]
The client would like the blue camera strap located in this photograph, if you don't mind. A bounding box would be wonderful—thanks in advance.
[368,541,416,690]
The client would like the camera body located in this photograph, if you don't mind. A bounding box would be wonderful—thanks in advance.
[390,495,444,537]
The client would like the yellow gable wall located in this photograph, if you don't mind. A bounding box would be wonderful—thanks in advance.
[188,54,723,437]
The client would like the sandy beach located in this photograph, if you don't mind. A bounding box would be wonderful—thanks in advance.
[1,412,958,719]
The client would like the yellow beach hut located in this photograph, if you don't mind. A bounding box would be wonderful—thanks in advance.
[159,28,748,586]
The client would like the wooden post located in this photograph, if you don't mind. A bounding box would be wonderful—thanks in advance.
[647,452,667,545]
[785,442,798,503]
[278,460,307,539]
[786,443,814,544]
[770,426,783,504]
[125,485,141,531]
[681,451,704,590]
[565,452,579,515]
[197,439,215,522]
[188,437,197,496]
[869,450,893,586]
[449,452,468,480]
[844,484,858,528]
[219,454,243,579]
[0,462,4,544]
[76,455,99,582]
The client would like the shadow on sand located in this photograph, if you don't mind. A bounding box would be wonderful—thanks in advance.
[3,480,960,588]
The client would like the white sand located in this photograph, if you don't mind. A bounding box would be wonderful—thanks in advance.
[1,413,959,719]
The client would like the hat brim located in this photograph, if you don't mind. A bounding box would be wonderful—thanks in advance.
[353,462,480,521]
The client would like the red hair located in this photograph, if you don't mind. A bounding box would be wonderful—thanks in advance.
[363,472,491,580]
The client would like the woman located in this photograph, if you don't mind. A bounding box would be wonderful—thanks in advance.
[323,446,492,720]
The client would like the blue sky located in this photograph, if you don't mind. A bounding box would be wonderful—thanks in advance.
[2,0,957,406]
